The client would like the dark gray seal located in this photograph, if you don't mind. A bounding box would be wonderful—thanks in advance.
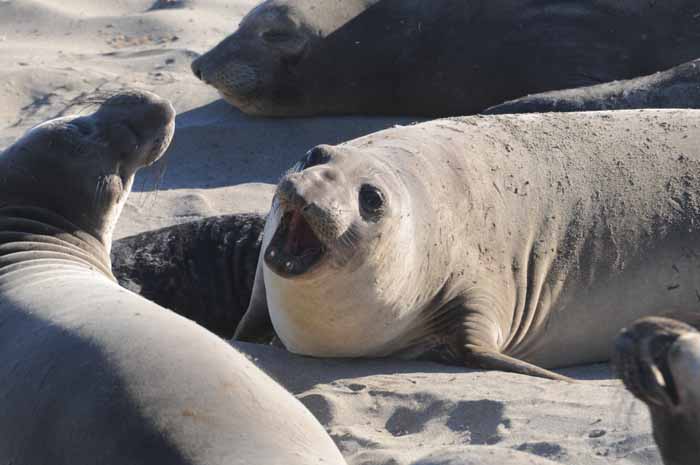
[191,0,700,116]
[0,90,346,465]
[112,213,265,338]
[235,109,700,381]
[486,58,700,115]
[615,317,700,465]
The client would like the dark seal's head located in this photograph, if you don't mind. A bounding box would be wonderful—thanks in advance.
[0,90,175,249]
[190,0,379,116]
[614,317,700,465]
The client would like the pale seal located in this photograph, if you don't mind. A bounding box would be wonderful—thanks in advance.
[486,58,700,115]
[615,317,700,465]
[191,0,700,116]
[112,213,265,338]
[0,90,346,465]
[236,109,700,381]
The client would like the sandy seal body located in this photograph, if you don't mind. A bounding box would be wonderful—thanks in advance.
[191,0,700,116]
[615,317,700,465]
[0,91,346,465]
[236,109,700,380]
[486,58,700,115]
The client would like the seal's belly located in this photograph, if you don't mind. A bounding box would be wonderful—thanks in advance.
[523,237,700,369]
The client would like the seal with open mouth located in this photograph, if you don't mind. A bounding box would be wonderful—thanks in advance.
[615,317,700,465]
[0,90,346,465]
[236,109,700,381]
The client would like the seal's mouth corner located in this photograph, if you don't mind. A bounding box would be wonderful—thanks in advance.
[264,208,326,278]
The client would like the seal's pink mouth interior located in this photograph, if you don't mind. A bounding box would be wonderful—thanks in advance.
[265,209,326,277]
[283,210,321,256]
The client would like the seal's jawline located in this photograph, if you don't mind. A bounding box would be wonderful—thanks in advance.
[264,209,326,278]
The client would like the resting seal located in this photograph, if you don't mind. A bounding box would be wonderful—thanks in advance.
[236,109,700,380]
[486,58,700,115]
[112,213,265,338]
[191,0,700,116]
[0,91,346,465]
[615,317,700,465]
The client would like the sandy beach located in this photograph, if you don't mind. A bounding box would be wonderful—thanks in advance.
[0,1,664,464]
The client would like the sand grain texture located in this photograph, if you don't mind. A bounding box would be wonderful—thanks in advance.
[0,1,662,464]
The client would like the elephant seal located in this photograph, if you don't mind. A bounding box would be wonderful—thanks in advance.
[191,0,700,117]
[235,109,700,380]
[0,91,346,465]
[486,58,700,115]
[615,317,700,465]
[112,213,265,338]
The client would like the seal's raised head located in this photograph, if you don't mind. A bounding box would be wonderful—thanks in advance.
[260,143,434,357]
[265,145,402,277]
[0,90,175,248]
[615,317,700,465]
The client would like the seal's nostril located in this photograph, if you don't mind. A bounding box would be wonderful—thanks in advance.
[300,146,332,170]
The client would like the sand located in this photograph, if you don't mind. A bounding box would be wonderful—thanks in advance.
[0,1,662,464]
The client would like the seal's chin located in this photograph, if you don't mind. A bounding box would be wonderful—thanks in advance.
[264,209,326,278]
[616,332,681,408]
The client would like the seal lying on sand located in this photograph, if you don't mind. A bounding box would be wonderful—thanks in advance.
[235,109,700,380]
[191,0,700,116]
[0,91,346,465]
[615,317,700,465]
[112,214,265,338]
[486,58,700,115]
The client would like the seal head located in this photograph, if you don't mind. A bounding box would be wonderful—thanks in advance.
[260,144,428,356]
[190,0,381,116]
[615,317,700,465]
[0,90,175,249]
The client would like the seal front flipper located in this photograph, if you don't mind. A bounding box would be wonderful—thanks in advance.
[233,252,275,344]
[463,344,573,382]
[461,311,573,382]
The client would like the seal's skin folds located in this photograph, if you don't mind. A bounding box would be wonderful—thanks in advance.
[615,317,700,465]
[0,91,346,465]
[192,0,700,116]
[237,110,700,380]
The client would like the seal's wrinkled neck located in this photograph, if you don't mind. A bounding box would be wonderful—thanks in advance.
[0,205,114,280]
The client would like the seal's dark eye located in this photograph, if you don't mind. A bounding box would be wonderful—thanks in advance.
[359,184,385,220]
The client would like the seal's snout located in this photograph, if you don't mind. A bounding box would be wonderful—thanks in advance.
[277,176,308,210]
[191,56,205,82]
[99,90,176,167]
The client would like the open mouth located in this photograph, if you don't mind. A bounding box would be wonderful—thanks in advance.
[264,209,326,278]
